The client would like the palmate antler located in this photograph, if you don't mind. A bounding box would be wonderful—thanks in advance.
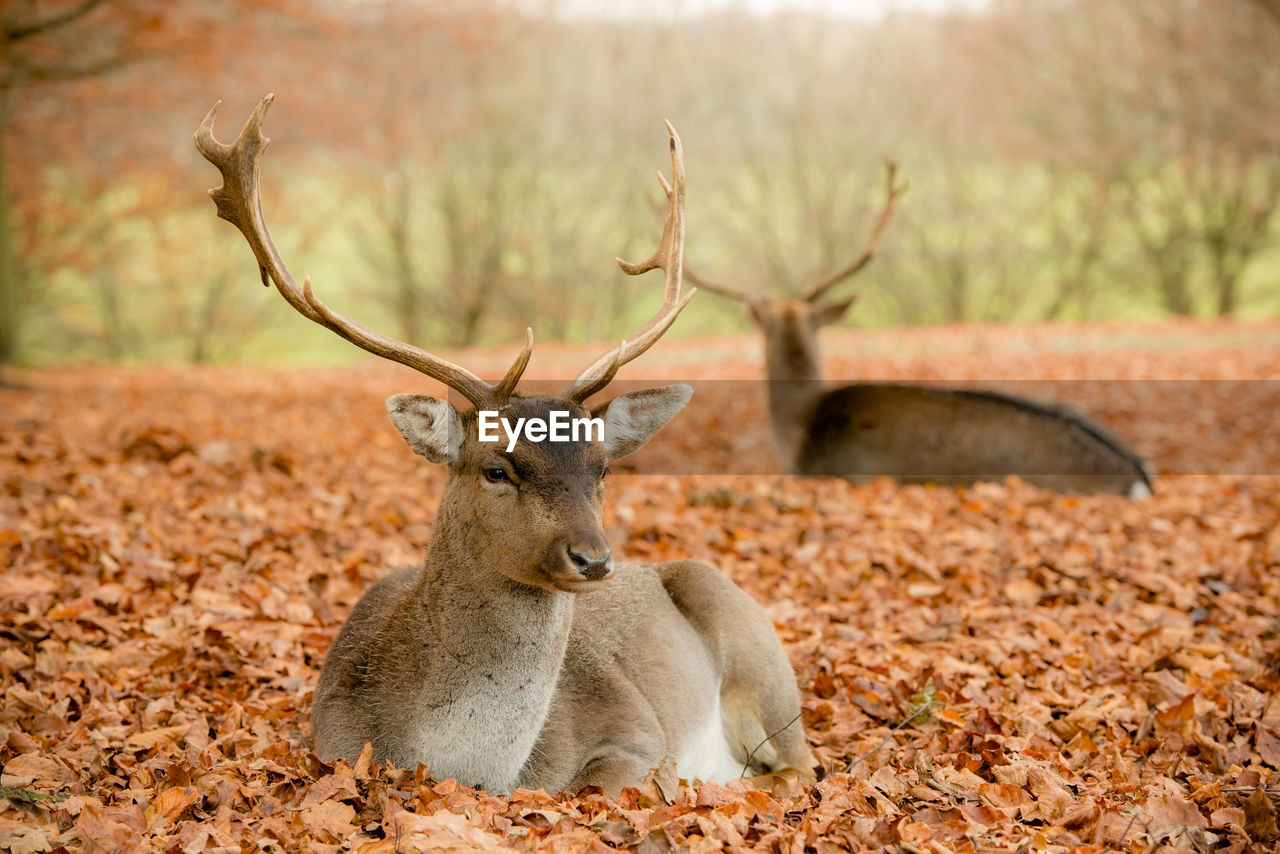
[195,95,691,410]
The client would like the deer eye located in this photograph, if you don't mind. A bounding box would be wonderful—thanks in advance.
[483,467,509,484]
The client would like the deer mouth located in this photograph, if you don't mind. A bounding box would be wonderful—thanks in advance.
[542,555,615,593]
[549,575,613,594]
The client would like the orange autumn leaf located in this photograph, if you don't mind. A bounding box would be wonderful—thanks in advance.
[2,324,1279,851]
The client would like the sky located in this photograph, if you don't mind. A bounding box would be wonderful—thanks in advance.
[549,0,990,20]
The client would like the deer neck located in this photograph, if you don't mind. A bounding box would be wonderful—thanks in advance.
[761,317,825,469]
[402,503,575,792]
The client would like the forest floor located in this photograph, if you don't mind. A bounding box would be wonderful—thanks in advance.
[2,319,1279,853]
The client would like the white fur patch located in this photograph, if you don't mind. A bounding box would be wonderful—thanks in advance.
[602,396,645,458]
[1129,480,1153,500]
[675,698,743,785]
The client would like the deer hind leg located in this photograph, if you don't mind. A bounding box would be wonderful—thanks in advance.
[656,560,818,783]
[568,752,663,797]
[720,687,817,783]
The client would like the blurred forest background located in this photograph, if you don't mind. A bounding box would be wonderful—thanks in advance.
[2,0,1278,367]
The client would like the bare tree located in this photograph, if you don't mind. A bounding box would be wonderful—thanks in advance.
[0,0,129,372]
[1002,0,1280,317]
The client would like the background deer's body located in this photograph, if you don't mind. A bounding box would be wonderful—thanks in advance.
[197,100,815,794]
[687,164,1152,497]
[759,302,1151,494]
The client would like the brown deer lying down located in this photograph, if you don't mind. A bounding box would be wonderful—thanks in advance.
[683,163,1152,497]
[195,97,817,795]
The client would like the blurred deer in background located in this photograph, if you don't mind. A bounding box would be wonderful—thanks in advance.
[195,96,816,795]
[684,162,1152,496]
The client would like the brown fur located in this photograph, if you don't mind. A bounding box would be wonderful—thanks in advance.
[313,392,817,794]
[750,300,1152,495]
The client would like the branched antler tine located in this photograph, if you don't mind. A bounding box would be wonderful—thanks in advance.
[645,179,750,304]
[566,286,697,404]
[196,95,529,410]
[196,96,306,299]
[580,339,627,398]
[493,328,534,401]
[804,158,906,304]
[299,277,494,404]
[564,122,694,404]
[615,181,673,278]
[683,265,755,303]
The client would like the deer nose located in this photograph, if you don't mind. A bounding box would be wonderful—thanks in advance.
[567,546,613,580]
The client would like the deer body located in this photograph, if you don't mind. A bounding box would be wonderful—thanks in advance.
[197,101,815,794]
[686,162,1152,497]
[755,302,1152,495]
[313,398,811,793]
[312,395,813,793]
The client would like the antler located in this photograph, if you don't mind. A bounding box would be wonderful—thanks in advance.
[641,194,752,304]
[803,159,907,304]
[194,94,531,411]
[682,265,757,304]
[563,121,696,404]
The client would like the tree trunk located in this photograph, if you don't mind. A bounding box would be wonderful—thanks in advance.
[1156,269,1194,317]
[0,88,20,373]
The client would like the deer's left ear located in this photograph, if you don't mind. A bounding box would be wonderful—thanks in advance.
[591,385,693,460]
[811,295,858,327]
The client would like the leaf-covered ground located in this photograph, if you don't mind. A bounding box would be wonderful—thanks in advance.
[2,320,1280,853]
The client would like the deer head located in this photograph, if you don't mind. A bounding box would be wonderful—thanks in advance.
[195,95,696,592]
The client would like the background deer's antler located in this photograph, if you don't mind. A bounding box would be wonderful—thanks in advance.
[663,159,904,307]
[803,159,907,304]
[682,265,757,304]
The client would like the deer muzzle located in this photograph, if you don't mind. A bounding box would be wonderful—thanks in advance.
[568,546,614,580]
[543,530,615,591]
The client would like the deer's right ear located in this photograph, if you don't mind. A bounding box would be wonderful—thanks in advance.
[386,394,464,465]
[811,295,858,327]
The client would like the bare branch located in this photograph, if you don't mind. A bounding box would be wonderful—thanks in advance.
[2,0,107,42]
[5,52,129,85]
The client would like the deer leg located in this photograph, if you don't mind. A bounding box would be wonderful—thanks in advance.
[569,753,660,797]
[657,560,819,782]
[721,688,817,782]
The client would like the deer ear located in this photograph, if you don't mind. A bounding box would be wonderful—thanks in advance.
[811,295,857,327]
[594,385,692,460]
[386,394,464,465]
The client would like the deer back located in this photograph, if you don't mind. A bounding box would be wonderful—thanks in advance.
[797,383,1152,495]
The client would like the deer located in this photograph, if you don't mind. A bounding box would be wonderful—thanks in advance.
[680,162,1153,497]
[195,96,817,796]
